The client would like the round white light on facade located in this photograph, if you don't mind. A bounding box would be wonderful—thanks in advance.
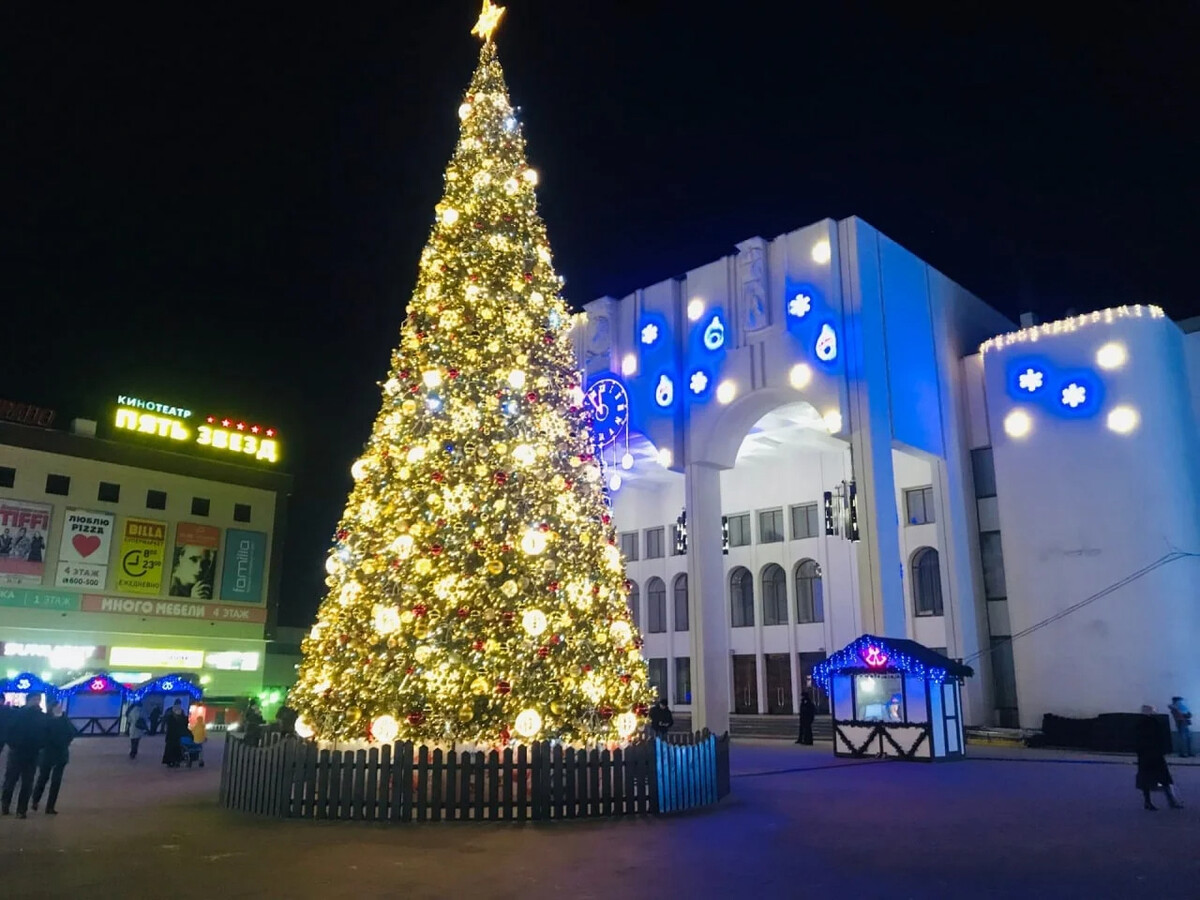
[522,609,548,637]
[1004,409,1032,438]
[371,714,400,744]
[620,452,634,470]
[1106,405,1139,434]
[687,298,705,321]
[789,363,813,390]
[812,239,831,264]
[608,473,622,491]
[716,380,737,404]
[1096,342,1127,370]
[621,353,638,376]
[294,717,315,739]
[823,410,843,434]
[514,709,543,739]
[656,447,673,467]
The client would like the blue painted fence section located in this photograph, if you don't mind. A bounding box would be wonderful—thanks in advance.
[655,731,719,813]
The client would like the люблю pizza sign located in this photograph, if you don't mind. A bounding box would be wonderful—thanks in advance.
[112,394,280,464]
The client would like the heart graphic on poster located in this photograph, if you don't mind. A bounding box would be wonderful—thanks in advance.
[72,534,102,558]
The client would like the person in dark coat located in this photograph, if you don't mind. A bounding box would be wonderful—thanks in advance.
[31,700,75,814]
[1136,705,1182,810]
[796,691,816,745]
[0,702,15,762]
[243,700,265,747]
[148,704,162,736]
[1,693,47,818]
[649,698,673,738]
[161,700,188,768]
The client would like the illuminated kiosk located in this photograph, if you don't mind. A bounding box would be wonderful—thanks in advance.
[814,635,973,761]
[128,673,203,715]
[1,671,59,709]
[58,672,128,736]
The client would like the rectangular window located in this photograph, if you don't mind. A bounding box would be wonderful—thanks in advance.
[727,513,751,548]
[790,502,820,539]
[619,531,639,562]
[191,497,211,517]
[980,531,1007,599]
[97,481,121,503]
[758,508,784,543]
[146,489,167,510]
[673,576,689,632]
[644,526,665,559]
[674,657,692,705]
[45,474,71,496]
[904,486,935,525]
[648,658,669,702]
[234,503,252,523]
[971,447,997,499]
[0,466,14,488]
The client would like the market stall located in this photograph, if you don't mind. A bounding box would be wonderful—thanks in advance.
[127,673,203,716]
[58,672,128,735]
[813,635,973,761]
[1,671,58,709]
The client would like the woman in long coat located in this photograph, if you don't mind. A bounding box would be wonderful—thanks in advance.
[161,701,188,768]
[1136,705,1182,810]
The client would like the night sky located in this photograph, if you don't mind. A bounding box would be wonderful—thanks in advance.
[4,3,1197,626]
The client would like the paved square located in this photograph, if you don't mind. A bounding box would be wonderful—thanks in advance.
[2,737,1197,898]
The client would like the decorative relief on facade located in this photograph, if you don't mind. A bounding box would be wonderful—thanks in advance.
[586,314,611,363]
[737,238,770,334]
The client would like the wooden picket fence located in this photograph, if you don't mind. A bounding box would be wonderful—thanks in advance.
[219,729,729,821]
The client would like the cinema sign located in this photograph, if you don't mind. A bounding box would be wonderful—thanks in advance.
[112,394,281,464]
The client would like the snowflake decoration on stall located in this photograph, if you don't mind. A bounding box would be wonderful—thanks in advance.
[640,323,659,346]
[689,371,709,395]
[1061,383,1087,408]
[788,293,812,318]
[1018,368,1044,392]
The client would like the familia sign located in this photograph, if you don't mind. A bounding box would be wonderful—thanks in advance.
[55,508,116,590]
[0,500,52,586]
[112,394,281,464]
[220,529,267,604]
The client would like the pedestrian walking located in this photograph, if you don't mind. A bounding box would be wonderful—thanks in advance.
[243,699,265,747]
[161,700,188,768]
[126,702,149,759]
[1136,705,1183,811]
[649,697,673,738]
[0,701,14,765]
[148,704,162,736]
[796,691,816,745]
[31,700,74,814]
[1168,696,1193,758]
[1,693,47,818]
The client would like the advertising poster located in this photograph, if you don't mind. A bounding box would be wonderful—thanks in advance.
[170,523,220,600]
[0,500,53,586]
[114,518,168,595]
[55,508,116,590]
[220,529,267,604]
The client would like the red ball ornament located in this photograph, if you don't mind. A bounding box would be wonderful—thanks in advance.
[526,391,539,402]
[500,543,512,554]
[543,332,554,344]
[524,272,533,282]
[472,540,483,550]
[409,383,420,394]
[448,368,460,379]
[582,664,592,673]
[430,544,443,556]
[502,611,515,625]
[564,479,573,489]
[407,711,425,726]
[390,559,401,569]
[469,273,479,282]
[496,680,511,695]
[598,706,613,720]
[472,639,486,652]
[537,646,550,659]
[436,518,446,528]
[399,370,410,379]
[457,606,471,619]
[601,514,611,525]
[431,471,444,483]
[336,529,349,541]
[547,581,559,592]
[406,666,415,675]
[413,604,428,618]
[494,471,508,484]
[338,634,349,645]
[416,331,425,340]
[592,585,601,596]
[550,634,562,645]
[635,703,649,716]
[620,674,631,684]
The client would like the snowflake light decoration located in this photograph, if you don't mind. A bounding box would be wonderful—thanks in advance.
[1018,368,1043,392]
[689,371,709,395]
[788,293,812,318]
[640,323,659,346]
[1061,383,1087,408]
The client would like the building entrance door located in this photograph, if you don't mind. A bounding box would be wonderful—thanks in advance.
[732,654,758,714]
[798,651,830,713]
[765,653,793,714]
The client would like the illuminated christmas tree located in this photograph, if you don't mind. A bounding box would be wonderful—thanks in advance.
[290,1,652,747]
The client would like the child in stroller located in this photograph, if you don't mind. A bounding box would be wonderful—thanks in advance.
[181,714,207,767]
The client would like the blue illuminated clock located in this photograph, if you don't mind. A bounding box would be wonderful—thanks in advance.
[586,377,629,448]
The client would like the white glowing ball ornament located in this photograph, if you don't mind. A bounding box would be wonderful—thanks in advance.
[294,717,315,739]
[372,714,400,744]
[521,529,548,556]
[522,609,548,637]
[350,458,370,481]
[514,709,543,739]
[615,712,638,739]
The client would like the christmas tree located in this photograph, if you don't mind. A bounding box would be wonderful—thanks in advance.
[290,1,653,748]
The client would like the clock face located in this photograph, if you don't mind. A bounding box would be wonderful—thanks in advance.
[585,377,630,448]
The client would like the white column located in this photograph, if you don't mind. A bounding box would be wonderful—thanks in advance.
[685,461,731,736]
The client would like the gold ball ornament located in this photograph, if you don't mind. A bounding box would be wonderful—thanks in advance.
[470,676,490,695]
[458,706,475,722]
[487,559,504,575]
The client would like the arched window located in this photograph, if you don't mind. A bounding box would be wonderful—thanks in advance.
[795,559,824,624]
[761,564,788,625]
[647,577,667,633]
[730,566,754,627]
[627,581,640,630]
[911,547,944,616]
[673,574,689,632]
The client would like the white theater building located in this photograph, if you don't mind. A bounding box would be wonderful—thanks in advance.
[573,216,1200,734]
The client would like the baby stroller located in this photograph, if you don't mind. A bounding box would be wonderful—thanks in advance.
[181,734,205,768]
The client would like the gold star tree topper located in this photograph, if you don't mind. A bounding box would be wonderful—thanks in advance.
[471,0,505,43]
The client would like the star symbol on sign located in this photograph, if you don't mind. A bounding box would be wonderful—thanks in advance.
[641,323,659,345]
[1018,368,1044,392]
[471,0,505,43]
[788,293,812,318]
[221,418,232,428]
[689,371,709,394]
[1061,383,1087,408]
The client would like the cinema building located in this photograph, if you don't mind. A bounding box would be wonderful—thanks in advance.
[0,395,292,708]
[575,216,1200,734]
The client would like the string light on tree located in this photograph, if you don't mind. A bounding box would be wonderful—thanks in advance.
[289,0,652,748]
